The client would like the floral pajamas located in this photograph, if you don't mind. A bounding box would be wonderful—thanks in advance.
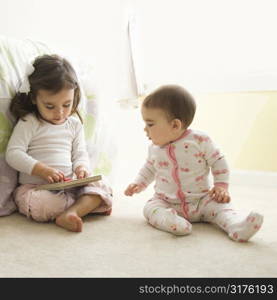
[135,129,263,241]
[143,194,263,241]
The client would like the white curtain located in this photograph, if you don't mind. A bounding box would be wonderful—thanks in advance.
[129,0,277,94]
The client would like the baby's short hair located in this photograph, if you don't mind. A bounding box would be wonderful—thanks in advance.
[143,85,196,128]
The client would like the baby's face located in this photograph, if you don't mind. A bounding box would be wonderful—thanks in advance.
[34,88,74,125]
[141,106,181,146]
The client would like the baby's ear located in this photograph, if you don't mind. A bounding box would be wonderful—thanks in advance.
[171,118,183,130]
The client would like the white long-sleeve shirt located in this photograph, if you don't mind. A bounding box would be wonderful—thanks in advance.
[5,113,90,185]
[134,129,229,204]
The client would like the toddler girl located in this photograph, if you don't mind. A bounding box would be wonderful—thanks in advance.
[6,54,112,232]
[125,85,263,242]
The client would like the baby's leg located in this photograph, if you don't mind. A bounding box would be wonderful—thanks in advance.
[200,196,263,242]
[227,212,263,242]
[143,198,192,236]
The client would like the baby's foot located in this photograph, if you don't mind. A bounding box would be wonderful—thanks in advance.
[228,212,263,242]
[150,208,192,236]
[56,212,83,232]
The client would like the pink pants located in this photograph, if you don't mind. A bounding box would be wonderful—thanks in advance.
[14,180,113,222]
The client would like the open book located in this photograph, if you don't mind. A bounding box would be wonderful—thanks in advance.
[35,175,102,191]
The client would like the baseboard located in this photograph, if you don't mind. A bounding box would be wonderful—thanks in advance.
[230,169,277,187]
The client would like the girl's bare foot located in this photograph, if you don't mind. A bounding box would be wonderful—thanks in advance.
[55,212,83,232]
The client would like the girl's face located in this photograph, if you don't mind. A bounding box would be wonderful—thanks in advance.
[141,106,184,146]
[34,89,74,125]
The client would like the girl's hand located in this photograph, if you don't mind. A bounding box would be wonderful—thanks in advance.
[32,162,64,183]
[209,186,231,203]
[124,183,145,196]
[40,167,64,183]
[75,165,89,179]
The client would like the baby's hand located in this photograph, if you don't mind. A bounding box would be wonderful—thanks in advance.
[75,165,89,179]
[124,183,145,196]
[209,186,231,203]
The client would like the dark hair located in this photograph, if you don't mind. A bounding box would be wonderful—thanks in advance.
[10,54,82,122]
[143,85,196,128]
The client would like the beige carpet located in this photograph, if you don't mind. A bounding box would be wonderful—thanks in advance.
[0,183,276,278]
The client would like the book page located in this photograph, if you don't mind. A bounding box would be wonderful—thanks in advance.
[35,175,102,191]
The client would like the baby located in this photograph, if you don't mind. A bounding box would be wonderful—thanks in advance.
[125,85,263,242]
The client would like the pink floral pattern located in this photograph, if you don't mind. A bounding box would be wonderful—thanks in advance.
[194,152,205,158]
[158,161,169,168]
[195,175,204,182]
[193,134,210,143]
[212,169,228,176]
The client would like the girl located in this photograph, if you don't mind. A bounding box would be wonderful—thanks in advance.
[6,54,112,232]
[125,85,263,242]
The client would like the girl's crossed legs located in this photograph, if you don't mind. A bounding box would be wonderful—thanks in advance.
[14,181,113,232]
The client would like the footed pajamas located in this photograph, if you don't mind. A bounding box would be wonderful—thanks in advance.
[135,129,263,242]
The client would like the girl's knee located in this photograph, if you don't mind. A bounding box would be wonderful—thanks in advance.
[24,190,68,222]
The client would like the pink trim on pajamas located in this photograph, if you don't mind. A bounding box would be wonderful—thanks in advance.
[166,143,189,219]
[14,179,113,222]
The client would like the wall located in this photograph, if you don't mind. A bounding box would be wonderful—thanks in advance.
[130,0,277,94]
[192,91,277,172]
[0,0,135,105]
[129,0,277,174]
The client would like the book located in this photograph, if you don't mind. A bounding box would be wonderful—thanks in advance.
[35,175,102,191]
